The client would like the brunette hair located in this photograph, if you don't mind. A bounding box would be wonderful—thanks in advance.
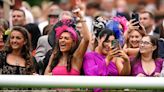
[132,35,158,66]
[4,26,35,74]
[50,19,80,72]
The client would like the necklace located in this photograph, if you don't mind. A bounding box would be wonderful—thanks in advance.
[15,59,19,66]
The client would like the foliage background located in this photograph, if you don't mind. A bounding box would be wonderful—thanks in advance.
[24,0,60,6]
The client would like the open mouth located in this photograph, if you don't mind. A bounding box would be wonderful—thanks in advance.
[60,44,66,49]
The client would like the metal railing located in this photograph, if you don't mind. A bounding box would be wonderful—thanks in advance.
[0,75,164,89]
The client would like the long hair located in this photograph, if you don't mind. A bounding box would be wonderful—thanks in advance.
[50,19,80,72]
[126,29,146,48]
[132,35,158,66]
[3,26,35,74]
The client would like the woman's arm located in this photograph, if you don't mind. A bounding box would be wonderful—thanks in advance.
[126,48,139,57]
[115,50,131,75]
[73,9,90,65]
[124,19,140,41]
[116,58,131,75]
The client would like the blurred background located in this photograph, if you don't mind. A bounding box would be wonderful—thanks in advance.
[0,0,163,27]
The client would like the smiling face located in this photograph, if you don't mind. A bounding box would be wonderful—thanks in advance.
[139,36,156,54]
[129,30,142,48]
[59,32,74,52]
[10,30,26,50]
[98,35,115,55]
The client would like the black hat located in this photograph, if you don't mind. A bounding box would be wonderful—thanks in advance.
[48,19,76,47]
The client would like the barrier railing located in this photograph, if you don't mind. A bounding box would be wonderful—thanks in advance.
[0,75,164,89]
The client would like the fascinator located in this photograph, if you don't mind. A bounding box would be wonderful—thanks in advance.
[93,16,107,37]
[48,19,77,47]
[55,25,78,42]
[106,20,124,46]
[113,16,128,32]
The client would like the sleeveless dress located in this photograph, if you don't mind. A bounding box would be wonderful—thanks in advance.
[0,51,26,75]
[51,65,80,91]
[52,66,80,75]
[132,58,164,76]
[0,51,33,90]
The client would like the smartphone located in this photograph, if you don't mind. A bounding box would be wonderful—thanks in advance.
[131,13,139,24]
[112,40,121,49]
[131,13,142,30]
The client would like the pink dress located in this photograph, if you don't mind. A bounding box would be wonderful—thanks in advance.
[52,66,80,75]
[132,58,164,76]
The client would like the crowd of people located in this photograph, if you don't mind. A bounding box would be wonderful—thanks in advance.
[0,0,164,91]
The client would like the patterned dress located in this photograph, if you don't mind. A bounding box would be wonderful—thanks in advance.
[0,51,26,75]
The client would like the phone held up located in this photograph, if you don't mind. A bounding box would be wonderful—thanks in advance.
[131,13,142,30]
[131,13,139,23]
[112,40,121,50]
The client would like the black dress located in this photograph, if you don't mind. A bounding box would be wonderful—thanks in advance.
[0,51,26,75]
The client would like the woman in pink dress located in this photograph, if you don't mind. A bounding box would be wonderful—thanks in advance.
[44,9,90,75]
[131,35,164,77]
[83,28,131,92]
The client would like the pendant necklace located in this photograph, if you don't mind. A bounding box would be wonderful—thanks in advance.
[15,59,19,66]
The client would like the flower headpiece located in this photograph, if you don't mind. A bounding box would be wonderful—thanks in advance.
[113,16,128,32]
[55,25,78,42]
[60,19,75,27]
[106,20,124,46]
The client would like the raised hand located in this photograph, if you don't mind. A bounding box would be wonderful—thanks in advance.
[128,19,140,31]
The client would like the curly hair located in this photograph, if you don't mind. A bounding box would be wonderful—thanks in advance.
[3,26,35,74]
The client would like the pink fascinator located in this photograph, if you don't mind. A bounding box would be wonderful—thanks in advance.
[113,16,128,32]
[55,25,78,42]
